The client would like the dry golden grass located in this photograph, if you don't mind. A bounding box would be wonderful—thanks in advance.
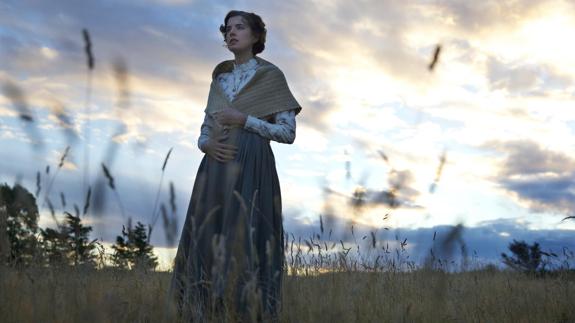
[1,264,574,323]
[283,269,575,323]
[0,266,168,322]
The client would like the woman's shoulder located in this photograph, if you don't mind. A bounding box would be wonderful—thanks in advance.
[211,60,234,80]
[254,56,284,74]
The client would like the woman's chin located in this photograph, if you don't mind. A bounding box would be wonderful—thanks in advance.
[227,46,249,54]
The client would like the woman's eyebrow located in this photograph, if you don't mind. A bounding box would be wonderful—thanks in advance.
[227,23,245,28]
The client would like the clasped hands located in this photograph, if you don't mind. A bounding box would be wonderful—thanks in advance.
[212,107,247,127]
[204,108,247,163]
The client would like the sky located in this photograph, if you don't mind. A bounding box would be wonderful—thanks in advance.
[1,0,575,271]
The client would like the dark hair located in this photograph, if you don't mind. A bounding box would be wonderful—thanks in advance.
[219,10,267,55]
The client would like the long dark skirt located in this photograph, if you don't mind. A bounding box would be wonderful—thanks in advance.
[167,127,285,322]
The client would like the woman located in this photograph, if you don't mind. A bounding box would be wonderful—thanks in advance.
[168,10,302,322]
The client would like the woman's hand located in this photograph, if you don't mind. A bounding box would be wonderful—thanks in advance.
[212,108,247,127]
[203,132,238,163]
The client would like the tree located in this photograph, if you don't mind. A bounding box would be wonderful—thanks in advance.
[41,212,100,267]
[501,239,543,273]
[0,183,41,266]
[111,221,158,271]
[40,226,69,266]
[40,212,100,268]
[64,212,100,267]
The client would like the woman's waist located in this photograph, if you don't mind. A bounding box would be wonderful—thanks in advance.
[210,127,270,144]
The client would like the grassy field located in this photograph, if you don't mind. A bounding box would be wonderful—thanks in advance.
[1,264,574,323]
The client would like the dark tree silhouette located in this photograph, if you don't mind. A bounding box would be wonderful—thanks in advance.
[111,221,158,270]
[64,212,100,267]
[40,226,69,266]
[501,239,543,273]
[40,212,100,268]
[0,183,41,266]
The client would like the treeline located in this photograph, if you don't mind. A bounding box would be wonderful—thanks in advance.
[0,182,158,270]
[2,182,572,274]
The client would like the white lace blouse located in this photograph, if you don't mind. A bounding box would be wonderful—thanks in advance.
[197,57,297,152]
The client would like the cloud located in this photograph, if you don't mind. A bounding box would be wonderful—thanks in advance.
[483,139,575,216]
[487,57,574,96]
[296,87,338,132]
[435,0,549,34]
[490,140,575,176]
[501,175,575,215]
[276,1,434,86]
[0,0,344,141]
[5,0,569,143]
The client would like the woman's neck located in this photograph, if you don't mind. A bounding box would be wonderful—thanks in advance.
[234,51,255,65]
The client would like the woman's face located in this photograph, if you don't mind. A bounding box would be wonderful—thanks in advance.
[225,16,258,54]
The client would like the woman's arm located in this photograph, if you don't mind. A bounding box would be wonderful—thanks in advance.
[197,113,212,153]
[243,109,297,144]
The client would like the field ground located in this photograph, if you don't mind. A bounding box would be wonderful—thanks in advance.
[1,265,574,322]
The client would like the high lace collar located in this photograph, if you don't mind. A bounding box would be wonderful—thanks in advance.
[232,57,258,73]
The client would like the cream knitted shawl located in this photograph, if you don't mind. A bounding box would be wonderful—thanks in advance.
[204,56,302,120]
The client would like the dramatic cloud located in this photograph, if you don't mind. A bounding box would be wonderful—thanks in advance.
[484,140,575,216]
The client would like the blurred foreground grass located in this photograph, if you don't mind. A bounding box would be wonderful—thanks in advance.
[1,265,574,323]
